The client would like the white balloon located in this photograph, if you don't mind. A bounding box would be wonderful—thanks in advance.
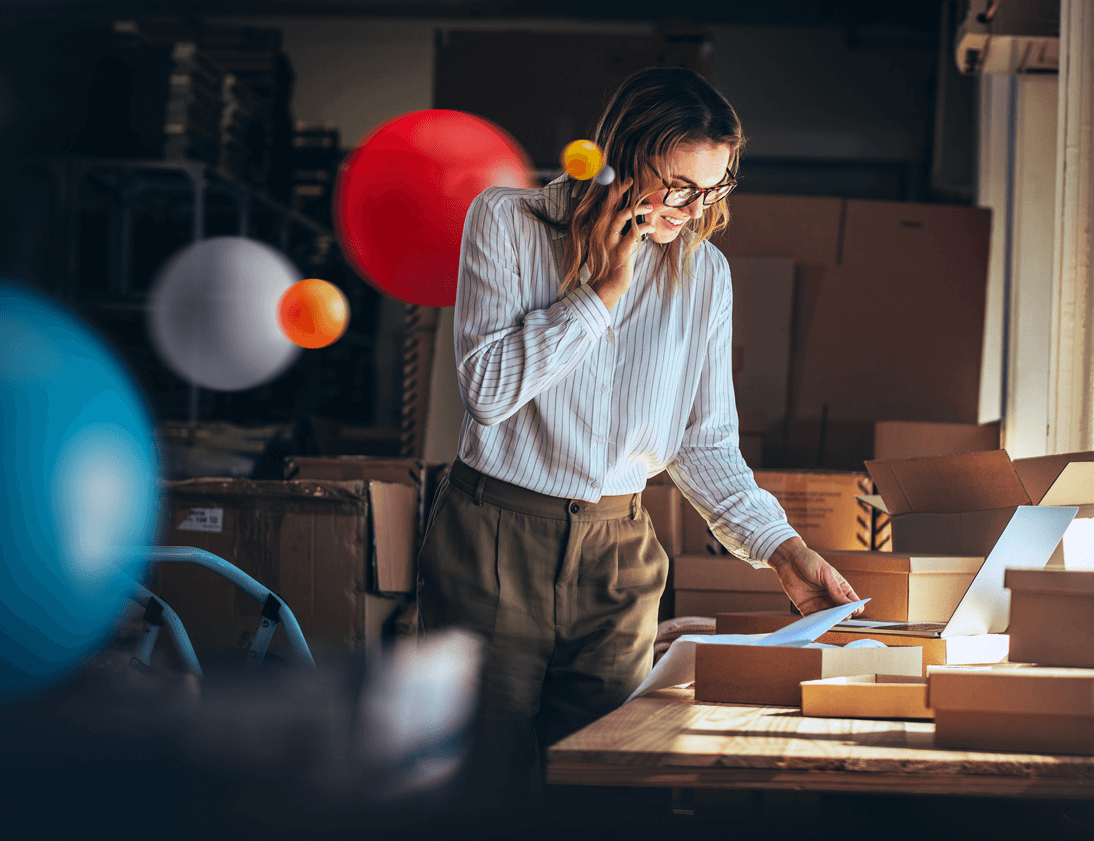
[147,237,302,391]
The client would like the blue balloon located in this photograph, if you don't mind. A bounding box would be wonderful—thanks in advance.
[0,283,161,698]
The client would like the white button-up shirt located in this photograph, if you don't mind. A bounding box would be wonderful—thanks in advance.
[452,178,799,563]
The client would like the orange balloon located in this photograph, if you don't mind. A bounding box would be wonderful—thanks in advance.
[277,278,350,349]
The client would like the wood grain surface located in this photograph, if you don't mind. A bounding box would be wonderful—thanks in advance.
[547,687,1094,799]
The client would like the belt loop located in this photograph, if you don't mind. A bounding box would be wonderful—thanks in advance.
[631,493,639,520]
[474,473,486,506]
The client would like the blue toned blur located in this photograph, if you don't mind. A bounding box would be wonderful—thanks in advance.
[0,283,161,699]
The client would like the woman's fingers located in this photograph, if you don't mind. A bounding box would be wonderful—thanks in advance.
[609,202,653,241]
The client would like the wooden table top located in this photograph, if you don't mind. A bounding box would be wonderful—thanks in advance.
[546,687,1094,800]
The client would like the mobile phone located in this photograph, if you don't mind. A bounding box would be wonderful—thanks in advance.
[620,214,648,241]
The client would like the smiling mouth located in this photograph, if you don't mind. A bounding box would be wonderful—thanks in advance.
[662,217,686,228]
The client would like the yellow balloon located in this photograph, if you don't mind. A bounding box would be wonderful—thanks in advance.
[562,139,604,180]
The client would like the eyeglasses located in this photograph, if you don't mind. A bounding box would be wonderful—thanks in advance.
[661,170,737,208]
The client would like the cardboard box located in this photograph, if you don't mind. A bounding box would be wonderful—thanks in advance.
[752,470,873,552]
[284,455,448,540]
[158,478,418,656]
[673,555,793,617]
[1006,568,1094,667]
[715,195,990,470]
[642,485,683,557]
[873,421,999,461]
[929,666,1094,755]
[822,551,983,622]
[863,449,1091,557]
[694,643,923,707]
[715,612,1010,675]
[681,502,720,555]
[800,674,932,720]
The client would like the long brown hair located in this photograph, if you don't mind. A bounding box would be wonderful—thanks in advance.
[526,67,745,297]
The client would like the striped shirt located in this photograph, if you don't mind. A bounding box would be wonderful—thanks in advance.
[452,178,800,564]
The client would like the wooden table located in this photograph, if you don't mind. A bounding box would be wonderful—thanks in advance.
[547,687,1094,800]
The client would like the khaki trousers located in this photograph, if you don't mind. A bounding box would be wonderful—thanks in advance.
[416,459,668,803]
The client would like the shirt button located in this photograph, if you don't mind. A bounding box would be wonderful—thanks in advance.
[596,436,605,444]
[570,502,580,514]
[601,385,608,393]
[591,481,600,489]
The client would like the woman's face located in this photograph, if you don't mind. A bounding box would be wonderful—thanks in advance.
[645,142,733,245]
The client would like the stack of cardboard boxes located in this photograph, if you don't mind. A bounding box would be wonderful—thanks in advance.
[154,457,446,662]
[652,468,874,620]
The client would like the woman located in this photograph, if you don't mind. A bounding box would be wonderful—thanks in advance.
[417,67,860,801]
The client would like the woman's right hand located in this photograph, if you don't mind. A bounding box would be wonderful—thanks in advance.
[591,185,654,311]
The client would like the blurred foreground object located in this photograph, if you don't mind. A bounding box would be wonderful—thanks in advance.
[277,277,350,349]
[334,109,537,308]
[147,236,302,391]
[0,629,483,837]
[0,283,160,699]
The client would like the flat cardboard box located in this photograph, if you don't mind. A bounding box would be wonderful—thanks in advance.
[159,478,418,656]
[695,643,923,707]
[752,470,873,552]
[673,555,794,617]
[822,551,983,622]
[715,612,1010,675]
[800,674,932,720]
[673,590,794,618]
[1005,568,1094,667]
[873,421,1000,461]
[716,196,990,470]
[642,484,683,557]
[929,666,1094,755]
[864,449,1094,557]
[284,455,448,540]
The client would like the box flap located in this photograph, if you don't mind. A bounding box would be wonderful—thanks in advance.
[1012,451,1094,505]
[369,480,419,593]
[865,450,1030,515]
[1004,567,1094,596]
[928,666,1094,715]
[856,494,889,514]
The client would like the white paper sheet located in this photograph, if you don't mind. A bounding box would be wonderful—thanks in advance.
[625,599,870,703]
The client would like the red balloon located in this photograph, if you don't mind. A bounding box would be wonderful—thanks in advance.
[334,110,537,308]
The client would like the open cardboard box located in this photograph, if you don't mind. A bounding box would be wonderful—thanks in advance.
[823,551,983,622]
[1005,568,1094,668]
[862,449,1094,560]
[694,643,922,707]
[929,665,1094,755]
[800,674,931,720]
[715,612,1009,675]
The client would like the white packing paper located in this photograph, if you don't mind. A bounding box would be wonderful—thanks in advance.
[626,598,871,703]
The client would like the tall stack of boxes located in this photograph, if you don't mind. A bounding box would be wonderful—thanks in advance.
[162,42,224,167]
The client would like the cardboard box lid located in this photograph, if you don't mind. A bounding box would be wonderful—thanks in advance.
[928,666,1094,715]
[673,555,785,592]
[824,550,984,575]
[698,642,923,679]
[1012,451,1094,506]
[865,450,1031,515]
[1004,567,1094,596]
